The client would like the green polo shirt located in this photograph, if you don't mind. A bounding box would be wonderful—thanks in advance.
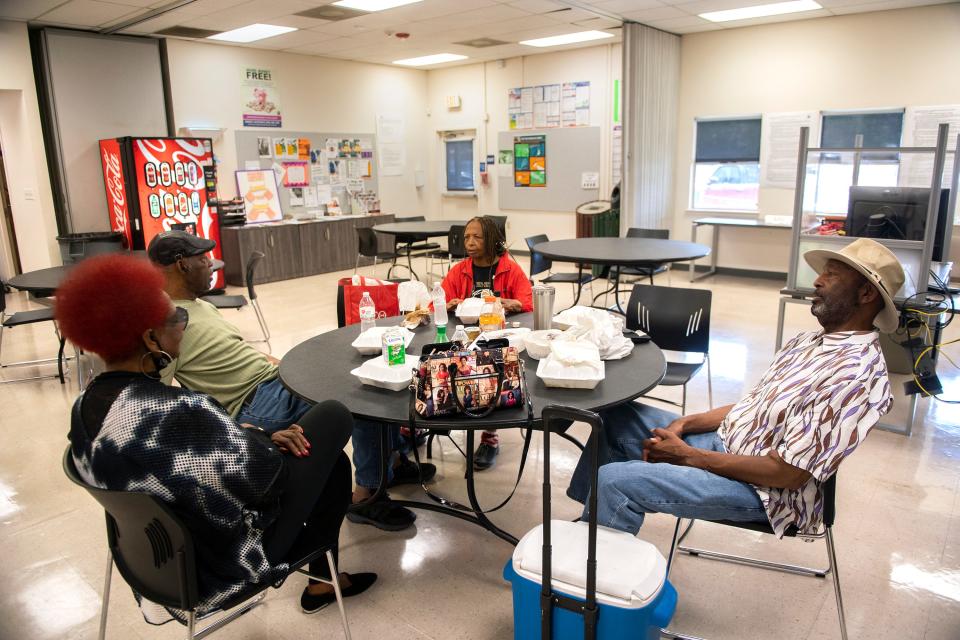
[160,298,277,417]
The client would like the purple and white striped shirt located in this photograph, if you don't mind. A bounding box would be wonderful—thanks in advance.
[718,330,892,537]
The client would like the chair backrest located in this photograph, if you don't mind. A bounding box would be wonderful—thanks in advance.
[448,225,467,259]
[626,284,712,354]
[822,473,837,528]
[525,234,551,277]
[245,251,265,301]
[487,215,508,240]
[356,227,379,259]
[0,281,6,315]
[626,227,669,240]
[62,449,200,610]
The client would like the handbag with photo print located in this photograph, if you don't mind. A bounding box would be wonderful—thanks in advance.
[412,338,525,419]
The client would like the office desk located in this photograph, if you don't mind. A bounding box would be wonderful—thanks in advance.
[689,217,791,281]
[280,312,666,544]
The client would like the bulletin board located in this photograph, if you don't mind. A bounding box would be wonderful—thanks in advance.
[235,129,378,218]
[497,127,601,212]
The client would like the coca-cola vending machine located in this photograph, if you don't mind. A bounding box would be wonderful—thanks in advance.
[99,136,223,288]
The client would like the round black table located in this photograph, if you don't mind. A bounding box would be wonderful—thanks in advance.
[7,258,225,293]
[280,312,666,543]
[372,220,466,280]
[532,238,711,311]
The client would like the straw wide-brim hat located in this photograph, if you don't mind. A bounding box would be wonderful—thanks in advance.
[803,238,906,333]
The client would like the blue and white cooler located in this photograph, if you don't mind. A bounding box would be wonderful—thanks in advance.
[503,406,677,640]
[504,520,676,640]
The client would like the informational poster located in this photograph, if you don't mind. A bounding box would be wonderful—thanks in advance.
[282,161,309,187]
[379,144,405,176]
[514,135,546,187]
[236,169,283,224]
[900,104,960,188]
[257,137,271,157]
[760,111,818,188]
[509,83,576,130]
[241,67,281,128]
[612,124,622,185]
[376,114,405,143]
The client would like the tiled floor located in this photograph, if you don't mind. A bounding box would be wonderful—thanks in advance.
[1,261,958,639]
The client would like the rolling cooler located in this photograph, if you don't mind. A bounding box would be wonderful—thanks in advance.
[503,406,677,640]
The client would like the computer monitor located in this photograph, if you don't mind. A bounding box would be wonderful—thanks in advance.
[845,186,950,261]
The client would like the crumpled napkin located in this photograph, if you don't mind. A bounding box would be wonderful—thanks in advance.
[551,306,634,360]
[538,340,604,382]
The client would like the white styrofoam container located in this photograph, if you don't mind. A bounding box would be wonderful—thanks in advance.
[350,355,413,391]
[523,329,563,360]
[455,297,485,325]
[351,326,415,355]
[536,356,605,389]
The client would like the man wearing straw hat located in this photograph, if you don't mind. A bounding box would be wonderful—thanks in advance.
[567,238,905,538]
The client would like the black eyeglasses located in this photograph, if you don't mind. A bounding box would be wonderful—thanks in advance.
[167,306,189,330]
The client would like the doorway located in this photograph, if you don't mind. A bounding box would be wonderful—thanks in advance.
[0,135,22,278]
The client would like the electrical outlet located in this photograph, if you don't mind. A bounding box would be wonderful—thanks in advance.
[24,188,36,201]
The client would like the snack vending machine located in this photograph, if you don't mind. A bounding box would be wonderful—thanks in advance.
[99,136,223,288]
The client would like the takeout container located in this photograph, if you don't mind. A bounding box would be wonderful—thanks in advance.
[536,358,605,389]
[474,327,531,352]
[536,341,605,389]
[523,329,563,360]
[350,356,413,391]
[455,297,485,324]
[351,326,414,355]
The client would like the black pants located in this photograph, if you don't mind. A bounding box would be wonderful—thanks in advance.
[263,399,353,581]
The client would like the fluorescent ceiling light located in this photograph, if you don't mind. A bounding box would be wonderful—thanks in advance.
[333,0,423,11]
[519,30,614,48]
[393,53,468,67]
[699,0,821,22]
[208,23,296,43]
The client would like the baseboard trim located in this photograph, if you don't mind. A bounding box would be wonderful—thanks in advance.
[678,264,788,281]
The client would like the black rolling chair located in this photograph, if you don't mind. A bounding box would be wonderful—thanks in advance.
[662,474,847,640]
[625,284,712,414]
[63,449,353,640]
[525,234,596,308]
[200,252,270,350]
[354,227,399,280]
[0,282,67,384]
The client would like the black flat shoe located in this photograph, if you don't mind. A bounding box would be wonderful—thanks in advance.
[473,443,499,470]
[300,572,378,614]
[388,457,436,487]
[346,494,416,531]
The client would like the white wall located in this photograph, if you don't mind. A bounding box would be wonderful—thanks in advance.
[674,4,960,274]
[425,43,621,251]
[0,21,60,275]
[164,39,429,216]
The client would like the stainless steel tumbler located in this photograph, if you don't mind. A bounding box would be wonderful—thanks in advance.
[532,285,556,330]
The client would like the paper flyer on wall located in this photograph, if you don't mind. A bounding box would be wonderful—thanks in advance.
[900,104,960,188]
[760,111,818,188]
[303,186,319,208]
[241,67,281,128]
[379,143,405,176]
[376,114,405,144]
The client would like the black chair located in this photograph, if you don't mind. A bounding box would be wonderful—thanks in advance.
[354,227,399,280]
[63,448,353,640]
[424,224,466,281]
[0,281,67,384]
[662,474,847,640]
[608,228,671,306]
[486,215,507,242]
[393,216,441,255]
[625,284,712,414]
[525,234,596,307]
[201,252,270,350]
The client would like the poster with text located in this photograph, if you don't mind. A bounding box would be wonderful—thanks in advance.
[236,169,283,224]
[242,68,281,128]
[514,135,546,187]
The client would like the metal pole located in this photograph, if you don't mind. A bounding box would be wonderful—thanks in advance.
[851,133,864,187]
[940,133,960,262]
[921,124,949,283]
[786,127,809,291]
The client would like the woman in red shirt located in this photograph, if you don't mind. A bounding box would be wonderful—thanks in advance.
[441,216,533,469]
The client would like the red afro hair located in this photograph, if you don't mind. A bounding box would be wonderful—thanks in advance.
[55,254,170,363]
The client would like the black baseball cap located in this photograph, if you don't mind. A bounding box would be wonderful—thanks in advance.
[147,230,216,266]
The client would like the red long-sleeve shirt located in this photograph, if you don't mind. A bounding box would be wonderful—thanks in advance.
[441,253,533,312]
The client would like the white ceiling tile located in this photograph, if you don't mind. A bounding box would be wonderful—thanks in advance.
[245,28,341,48]
[110,0,163,7]
[714,7,833,25]
[119,13,186,33]
[414,3,531,29]
[311,19,375,36]
[620,6,687,20]
[284,36,355,54]
[0,0,66,20]
[174,0,258,14]
[661,22,721,32]
[827,0,955,12]
[385,0,497,21]
[262,15,332,29]
[646,14,713,27]
[181,13,259,31]
[676,0,783,15]
[507,0,567,13]
[592,0,665,13]
[572,16,624,28]
[37,0,142,27]
[474,14,569,35]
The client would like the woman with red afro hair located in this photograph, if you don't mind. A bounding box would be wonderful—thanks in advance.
[59,255,375,624]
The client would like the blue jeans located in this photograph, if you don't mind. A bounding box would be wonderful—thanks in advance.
[236,377,314,433]
[567,402,767,535]
[351,418,405,490]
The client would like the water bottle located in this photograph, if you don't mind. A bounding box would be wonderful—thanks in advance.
[358,291,376,334]
[432,283,448,328]
[452,324,468,347]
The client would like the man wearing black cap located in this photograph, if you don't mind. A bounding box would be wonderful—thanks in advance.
[148,231,310,436]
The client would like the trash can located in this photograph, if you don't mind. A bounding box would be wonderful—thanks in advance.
[504,520,677,640]
[56,232,124,264]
